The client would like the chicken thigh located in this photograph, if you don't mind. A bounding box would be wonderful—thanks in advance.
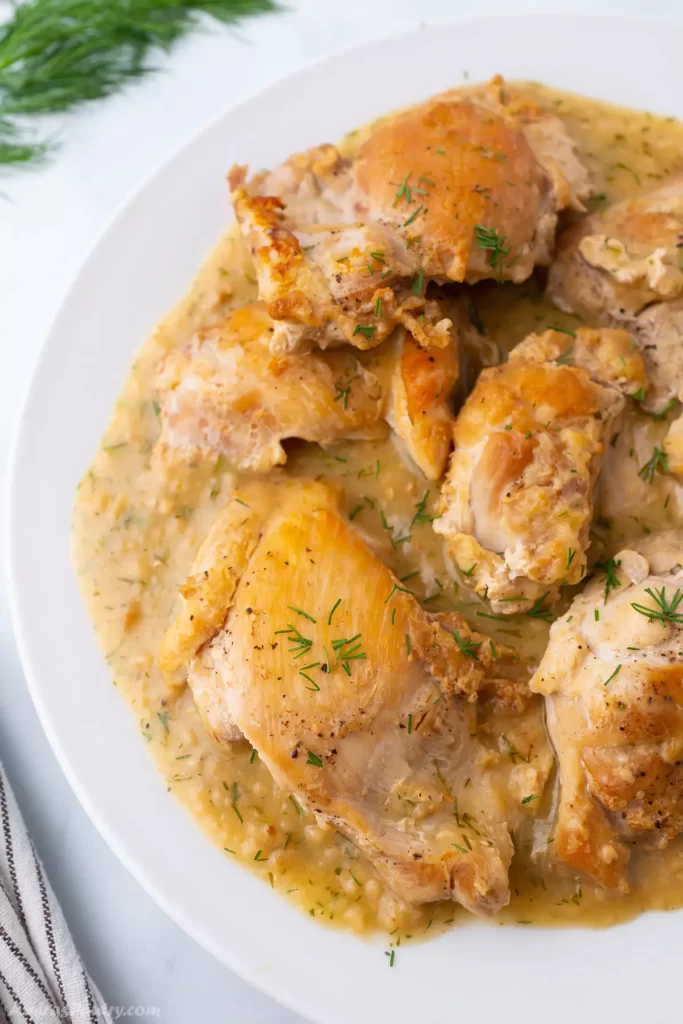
[530,534,683,890]
[435,328,647,612]
[155,304,386,471]
[155,304,458,479]
[230,86,587,353]
[548,176,683,412]
[160,479,530,914]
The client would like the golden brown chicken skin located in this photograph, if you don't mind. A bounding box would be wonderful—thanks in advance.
[155,303,458,479]
[530,535,683,891]
[230,84,587,354]
[548,175,683,413]
[155,304,386,471]
[435,328,647,612]
[160,479,531,915]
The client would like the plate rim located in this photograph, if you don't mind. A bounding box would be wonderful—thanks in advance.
[8,12,683,1023]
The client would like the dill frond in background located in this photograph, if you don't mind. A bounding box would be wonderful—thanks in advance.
[0,0,278,171]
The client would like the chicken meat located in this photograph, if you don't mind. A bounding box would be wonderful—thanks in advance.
[230,83,589,353]
[548,176,683,413]
[435,328,647,612]
[159,479,532,914]
[154,304,386,472]
[155,303,458,479]
[530,533,683,890]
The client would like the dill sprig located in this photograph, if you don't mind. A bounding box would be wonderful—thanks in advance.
[0,0,278,171]
[474,223,510,281]
[631,586,683,626]
[638,446,669,484]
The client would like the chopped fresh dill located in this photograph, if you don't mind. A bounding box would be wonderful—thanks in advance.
[631,586,683,625]
[450,630,482,660]
[555,346,575,365]
[603,664,622,687]
[638,446,669,484]
[473,224,510,281]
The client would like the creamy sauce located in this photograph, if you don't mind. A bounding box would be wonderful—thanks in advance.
[72,83,683,941]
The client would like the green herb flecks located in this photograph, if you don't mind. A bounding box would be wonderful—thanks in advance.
[555,346,575,365]
[450,630,481,660]
[638,446,669,484]
[527,593,553,623]
[0,0,278,172]
[596,557,621,603]
[631,586,683,626]
[474,224,511,282]
[603,664,622,687]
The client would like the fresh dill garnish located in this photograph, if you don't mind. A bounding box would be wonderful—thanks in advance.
[384,582,414,603]
[638,446,669,484]
[392,170,413,206]
[374,296,383,318]
[489,639,499,660]
[299,663,321,691]
[527,593,553,623]
[555,346,575,365]
[595,557,621,603]
[404,204,424,228]
[328,598,341,625]
[473,224,510,281]
[157,711,170,733]
[603,664,622,687]
[521,794,539,804]
[411,490,433,526]
[233,496,250,508]
[288,605,316,623]
[0,0,278,171]
[565,548,576,570]
[460,563,477,577]
[352,324,376,340]
[274,623,313,659]
[253,849,268,862]
[306,751,324,768]
[349,503,363,520]
[450,630,482,660]
[289,794,304,817]
[334,375,359,409]
[631,586,683,625]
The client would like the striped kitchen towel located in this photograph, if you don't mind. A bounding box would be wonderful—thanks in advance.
[0,764,112,1023]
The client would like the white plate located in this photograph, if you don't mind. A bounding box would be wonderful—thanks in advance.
[8,14,683,1024]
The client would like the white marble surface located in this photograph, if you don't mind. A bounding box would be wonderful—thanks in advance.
[1,0,680,1020]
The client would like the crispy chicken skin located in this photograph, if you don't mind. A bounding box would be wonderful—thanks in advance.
[435,328,647,612]
[548,176,683,412]
[160,479,532,915]
[155,304,458,479]
[230,155,454,354]
[368,328,459,479]
[230,81,587,354]
[530,535,683,891]
[446,76,592,214]
[155,304,385,471]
